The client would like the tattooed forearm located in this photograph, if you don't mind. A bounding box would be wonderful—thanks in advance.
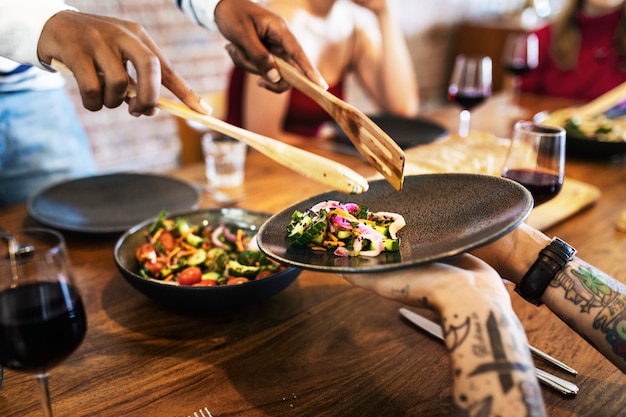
[550,258,626,364]
[445,306,544,416]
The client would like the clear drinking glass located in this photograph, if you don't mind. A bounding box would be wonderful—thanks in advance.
[448,54,492,137]
[0,229,87,417]
[201,133,247,188]
[502,121,565,206]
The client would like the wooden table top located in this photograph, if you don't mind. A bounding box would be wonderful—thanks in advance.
[1,93,625,416]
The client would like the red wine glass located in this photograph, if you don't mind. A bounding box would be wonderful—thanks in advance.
[502,32,539,97]
[448,54,492,137]
[502,121,565,206]
[0,229,87,417]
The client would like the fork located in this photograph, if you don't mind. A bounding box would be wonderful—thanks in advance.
[188,407,214,417]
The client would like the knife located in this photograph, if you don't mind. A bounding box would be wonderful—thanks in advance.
[399,308,579,396]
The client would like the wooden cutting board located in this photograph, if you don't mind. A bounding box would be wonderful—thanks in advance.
[389,132,601,230]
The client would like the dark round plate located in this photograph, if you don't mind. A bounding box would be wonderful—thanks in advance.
[257,174,533,273]
[566,134,626,159]
[325,114,447,154]
[27,173,200,234]
[534,110,626,159]
[114,208,301,312]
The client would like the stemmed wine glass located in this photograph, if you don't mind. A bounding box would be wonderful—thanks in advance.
[0,229,87,417]
[448,54,492,137]
[502,32,539,97]
[502,121,566,206]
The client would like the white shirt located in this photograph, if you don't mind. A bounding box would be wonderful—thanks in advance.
[0,0,220,91]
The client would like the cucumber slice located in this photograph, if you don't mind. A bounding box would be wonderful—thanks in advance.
[201,271,222,281]
[383,238,400,252]
[336,230,352,240]
[187,248,207,266]
[301,220,327,245]
[185,233,204,247]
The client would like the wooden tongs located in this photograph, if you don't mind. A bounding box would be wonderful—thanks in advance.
[50,60,369,195]
[274,57,406,191]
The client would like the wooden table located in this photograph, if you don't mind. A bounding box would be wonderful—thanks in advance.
[1,94,625,416]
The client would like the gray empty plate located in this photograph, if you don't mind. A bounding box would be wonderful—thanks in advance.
[27,173,200,234]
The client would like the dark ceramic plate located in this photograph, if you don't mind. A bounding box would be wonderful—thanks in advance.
[27,173,200,234]
[566,135,626,159]
[324,114,447,154]
[257,174,533,273]
[534,110,626,159]
[114,208,301,312]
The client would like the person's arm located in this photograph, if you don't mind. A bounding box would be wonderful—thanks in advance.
[352,0,419,116]
[341,255,546,417]
[37,11,208,117]
[472,223,626,373]
[0,0,74,67]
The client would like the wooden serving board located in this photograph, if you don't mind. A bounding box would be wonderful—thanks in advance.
[375,132,601,231]
[525,177,600,230]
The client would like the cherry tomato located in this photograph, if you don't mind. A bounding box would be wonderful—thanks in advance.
[227,277,249,285]
[136,243,156,261]
[178,266,202,286]
[157,231,176,252]
[255,270,274,280]
[193,279,218,287]
[143,260,166,277]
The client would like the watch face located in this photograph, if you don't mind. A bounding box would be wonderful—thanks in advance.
[548,238,576,263]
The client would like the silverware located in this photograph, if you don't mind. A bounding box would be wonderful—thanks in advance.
[527,344,577,375]
[188,407,213,417]
[398,308,579,396]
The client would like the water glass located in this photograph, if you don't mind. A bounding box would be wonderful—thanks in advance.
[201,134,247,188]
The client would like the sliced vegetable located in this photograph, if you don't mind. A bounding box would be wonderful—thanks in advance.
[134,211,285,286]
[178,266,202,286]
[286,200,405,257]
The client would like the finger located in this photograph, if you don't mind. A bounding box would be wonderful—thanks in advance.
[130,27,210,115]
[225,43,292,93]
[277,43,327,90]
[90,50,132,110]
[62,59,107,112]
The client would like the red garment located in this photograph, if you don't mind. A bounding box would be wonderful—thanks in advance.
[226,66,345,137]
[521,9,626,101]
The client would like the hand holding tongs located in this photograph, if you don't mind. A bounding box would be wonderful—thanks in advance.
[50,60,369,195]
[274,57,406,191]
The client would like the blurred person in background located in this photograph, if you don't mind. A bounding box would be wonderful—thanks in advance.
[0,0,324,207]
[343,222,626,416]
[521,0,626,100]
[226,0,419,145]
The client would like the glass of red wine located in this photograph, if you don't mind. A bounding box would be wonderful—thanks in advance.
[502,32,539,96]
[502,121,565,206]
[448,54,492,137]
[0,229,87,417]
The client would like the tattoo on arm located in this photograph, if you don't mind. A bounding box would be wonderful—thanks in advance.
[445,308,542,416]
[550,259,626,361]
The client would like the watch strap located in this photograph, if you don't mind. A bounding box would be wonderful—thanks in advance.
[515,237,576,305]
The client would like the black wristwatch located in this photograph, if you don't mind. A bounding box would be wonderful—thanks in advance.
[515,237,577,305]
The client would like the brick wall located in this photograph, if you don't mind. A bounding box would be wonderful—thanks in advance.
[65,0,532,173]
